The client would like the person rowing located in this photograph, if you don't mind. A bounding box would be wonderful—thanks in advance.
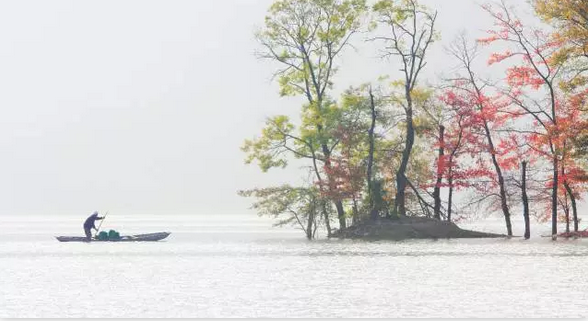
[83,211,105,242]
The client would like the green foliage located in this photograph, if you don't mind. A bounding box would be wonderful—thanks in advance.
[372,0,440,49]
[256,0,367,100]
[242,115,312,172]
[238,185,322,236]
[245,0,444,231]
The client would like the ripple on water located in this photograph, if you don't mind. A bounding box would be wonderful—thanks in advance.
[0,215,587,318]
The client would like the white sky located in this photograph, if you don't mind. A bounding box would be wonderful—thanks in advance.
[2,0,582,217]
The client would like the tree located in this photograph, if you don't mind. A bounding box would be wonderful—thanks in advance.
[517,161,530,239]
[238,186,324,240]
[444,117,467,222]
[480,1,565,238]
[534,0,588,85]
[253,0,368,230]
[555,95,588,232]
[367,87,380,220]
[435,93,468,222]
[443,34,518,236]
[534,0,588,167]
[336,84,389,221]
[371,0,438,217]
[438,88,507,224]
[242,115,334,235]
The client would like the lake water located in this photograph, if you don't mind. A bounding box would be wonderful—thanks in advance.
[1,214,587,318]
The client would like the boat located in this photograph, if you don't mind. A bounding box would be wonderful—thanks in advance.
[55,232,171,242]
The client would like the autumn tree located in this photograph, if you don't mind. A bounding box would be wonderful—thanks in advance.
[336,85,390,221]
[534,0,587,84]
[442,34,519,236]
[556,94,588,233]
[534,0,588,166]
[480,1,566,238]
[371,0,438,217]
[435,92,471,222]
[248,0,368,231]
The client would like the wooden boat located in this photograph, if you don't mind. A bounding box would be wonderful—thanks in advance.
[55,232,171,242]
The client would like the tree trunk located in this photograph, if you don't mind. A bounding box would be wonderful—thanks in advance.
[367,88,378,221]
[395,96,415,217]
[482,122,512,236]
[433,125,445,220]
[564,193,570,234]
[552,158,559,239]
[351,196,359,225]
[565,207,570,234]
[448,174,454,222]
[321,144,346,230]
[334,201,346,229]
[469,72,512,235]
[562,162,571,234]
[306,198,315,240]
[522,161,530,240]
[321,200,332,237]
[564,182,579,233]
[498,175,513,237]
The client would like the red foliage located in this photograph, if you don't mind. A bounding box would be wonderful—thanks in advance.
[316,124,365,202]
[318,156,364,202]
[437,85,523,195]
[477,3,588,225]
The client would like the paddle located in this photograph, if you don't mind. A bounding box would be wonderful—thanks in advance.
[94,211,109,237]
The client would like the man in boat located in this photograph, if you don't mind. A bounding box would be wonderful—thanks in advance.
[83,211,105,241]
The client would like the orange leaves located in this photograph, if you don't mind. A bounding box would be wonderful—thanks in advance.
[506,66,545,89]
[488,51,514,65]
[477,35,499,45]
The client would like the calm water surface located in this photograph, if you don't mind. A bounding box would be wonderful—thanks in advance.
[0,214,587,318]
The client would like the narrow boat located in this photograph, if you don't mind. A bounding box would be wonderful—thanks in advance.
[55,232,171,242]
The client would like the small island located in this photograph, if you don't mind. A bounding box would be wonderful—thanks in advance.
[331,216,506,241]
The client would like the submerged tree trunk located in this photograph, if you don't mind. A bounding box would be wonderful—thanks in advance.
[522,161,530,240]
[433,125,445,220]
[367,88,378,221]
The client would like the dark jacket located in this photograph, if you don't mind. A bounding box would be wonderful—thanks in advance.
[83,213,104,230]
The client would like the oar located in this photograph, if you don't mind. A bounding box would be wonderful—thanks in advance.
[94,211,109,237]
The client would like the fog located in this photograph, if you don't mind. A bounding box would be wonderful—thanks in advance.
[1,0,583,217]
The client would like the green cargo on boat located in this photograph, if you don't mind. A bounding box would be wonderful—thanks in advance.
[98,231,108,241]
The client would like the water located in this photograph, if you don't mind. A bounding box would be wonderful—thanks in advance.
[1,214,587,318]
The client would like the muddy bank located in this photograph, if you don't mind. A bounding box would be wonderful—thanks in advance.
[331,216,507,241]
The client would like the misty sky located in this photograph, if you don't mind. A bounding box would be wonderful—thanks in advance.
[2,0,576,217]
